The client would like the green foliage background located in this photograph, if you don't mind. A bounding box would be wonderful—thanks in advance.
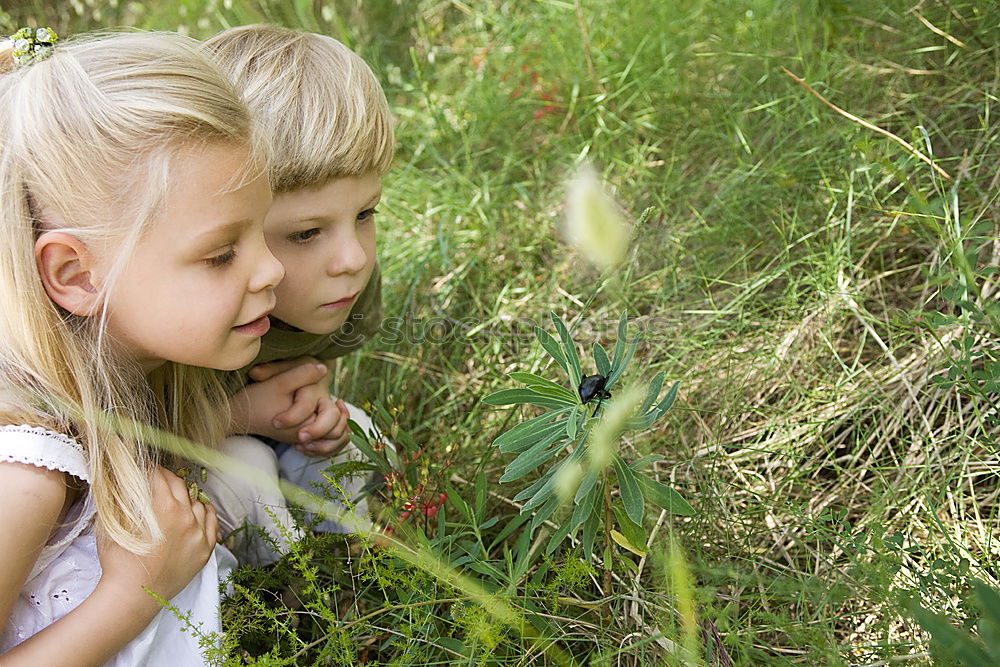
[3,0,999,664]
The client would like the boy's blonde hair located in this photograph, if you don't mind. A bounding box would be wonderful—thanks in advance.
[0,31,260,553]
[205,24,394,193]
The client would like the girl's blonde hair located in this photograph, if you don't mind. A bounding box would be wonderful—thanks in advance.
[0,31,261,553]
[205,24,394,193]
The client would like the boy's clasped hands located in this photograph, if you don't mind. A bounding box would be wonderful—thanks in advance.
[229,357,352,457]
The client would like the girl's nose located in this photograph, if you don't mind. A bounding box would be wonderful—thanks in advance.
[251,239,285,292]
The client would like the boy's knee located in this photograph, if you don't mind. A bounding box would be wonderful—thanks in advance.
[219,434,280,469]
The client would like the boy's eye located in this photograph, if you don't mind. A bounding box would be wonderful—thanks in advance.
[357,207,379,224]
[288,228,321,243]
[205,248,236,268]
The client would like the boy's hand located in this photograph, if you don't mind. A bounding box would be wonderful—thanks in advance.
[228,360,328,441]
[238,358,352,457]
[292,397,350,458]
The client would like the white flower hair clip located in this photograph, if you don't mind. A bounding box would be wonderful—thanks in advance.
[9,27,58,67]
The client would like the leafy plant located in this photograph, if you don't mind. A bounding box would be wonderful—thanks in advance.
[907,580,1000,666]
[484,311,693,585]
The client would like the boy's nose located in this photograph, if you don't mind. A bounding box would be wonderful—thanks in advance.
[327,233,368,276]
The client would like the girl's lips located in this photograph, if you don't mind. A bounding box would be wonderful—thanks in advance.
[233,315,270,336]
[322,292,358,309]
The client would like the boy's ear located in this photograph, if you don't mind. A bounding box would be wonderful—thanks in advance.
[34,231,101,316]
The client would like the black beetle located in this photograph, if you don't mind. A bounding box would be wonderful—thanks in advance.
[578,373,612,416]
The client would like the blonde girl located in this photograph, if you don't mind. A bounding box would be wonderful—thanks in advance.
[0,29,283,665]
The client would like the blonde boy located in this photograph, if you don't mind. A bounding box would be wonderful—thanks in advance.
[202,25,394,563]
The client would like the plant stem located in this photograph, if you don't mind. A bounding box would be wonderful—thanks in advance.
[602,476,613,593]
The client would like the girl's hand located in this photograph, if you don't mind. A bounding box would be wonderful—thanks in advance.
[96,467,218,605]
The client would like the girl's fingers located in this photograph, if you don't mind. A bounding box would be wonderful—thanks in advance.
[204,503,219,543]
[189,496,207,527]
[158,468,192,506]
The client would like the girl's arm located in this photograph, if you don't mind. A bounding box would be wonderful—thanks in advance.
[0,462,68,635]
[0,465,217,667]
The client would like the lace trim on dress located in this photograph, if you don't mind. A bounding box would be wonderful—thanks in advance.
[0,424,88,482]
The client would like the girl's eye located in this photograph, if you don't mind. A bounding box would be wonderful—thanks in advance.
[289,228,321,243]
[357,207,379,224]
[205,248,236,268]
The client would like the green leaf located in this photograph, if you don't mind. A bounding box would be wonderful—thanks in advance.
[520,447,585,512]
[974,581,1000,657]
[347,424,390,471]
[612,504,647,553]
[483,388,575,409]
[547,485,598,555]
[496,422,567,456]
[909,603,992,665]
[623,412,658,431]
[574,467,599,504]
[610,529,647,557]
[535,327,569,377]
[636,473,694,515]
[571,483,599,531]
[654,381,681,418]
[488,511,531,552]
[629,454,665,471]
[530,495,561,532]
[607,334,640,389]
[613,456,644,524]
[500,434,569,483]
[436,637,468,656]
[581,500,600,560]
[508,372,578,401]
[976,578,1000,617]
[640,371,666,414]
[474,471,487,522]
[609,311,628,375]
[493,407,572,453]
[550,313,582,389]
[619,382,680,431]
[512,468,556,503]
[529,384,582,402]
[566,404,580,440]
[593,342,612,376]
[520,473,558,512]
[446,484,475,524]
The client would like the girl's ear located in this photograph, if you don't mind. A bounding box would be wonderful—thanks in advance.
[35,231,101,316]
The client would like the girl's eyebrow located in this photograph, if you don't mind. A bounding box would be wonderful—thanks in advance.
[363,190,383,208]
[194,218,252,242]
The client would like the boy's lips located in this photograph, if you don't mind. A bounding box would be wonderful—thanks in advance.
[321,291,359,309]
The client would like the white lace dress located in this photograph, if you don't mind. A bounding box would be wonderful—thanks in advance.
[0,425,236,666]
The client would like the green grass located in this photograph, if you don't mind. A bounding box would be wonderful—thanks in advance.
[6,0,1000,663]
